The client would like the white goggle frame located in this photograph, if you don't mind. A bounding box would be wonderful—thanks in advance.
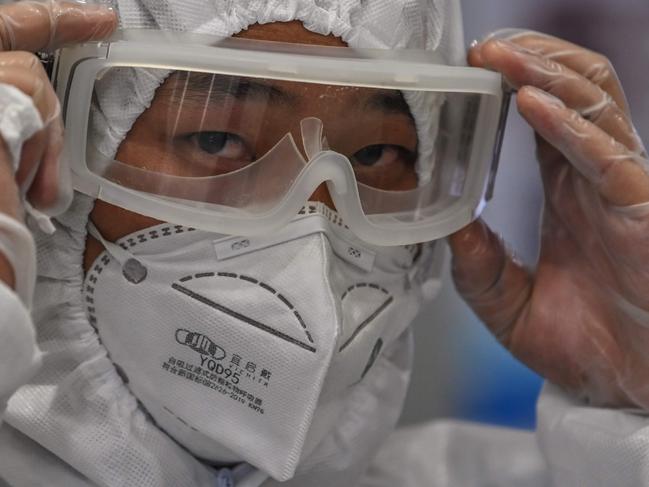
[53,30,510,246]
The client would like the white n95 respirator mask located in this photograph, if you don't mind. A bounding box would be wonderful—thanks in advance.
[83,204,441,481]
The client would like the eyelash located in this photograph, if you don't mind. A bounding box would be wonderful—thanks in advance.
[187,131,254,159]
[351,144,417,168]
[181,131,415,171]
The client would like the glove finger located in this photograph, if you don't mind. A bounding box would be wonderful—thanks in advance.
[0,1,117,52]
[0,62,62,206]
[14,129,46,188]
[449,219,533,347]
[0,51,69,212]
[0,136,20,218]
[26,116,66,211]
[0,65,57,127]
[0,146,17,288]
[0,50,60,122]
[478,30,630,114]
[519,85,649,206]
[472,38,642,154]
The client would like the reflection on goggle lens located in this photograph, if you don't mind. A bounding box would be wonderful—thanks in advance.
[107,70,422,191]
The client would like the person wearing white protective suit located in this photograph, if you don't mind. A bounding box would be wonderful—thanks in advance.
[1,0,649,486]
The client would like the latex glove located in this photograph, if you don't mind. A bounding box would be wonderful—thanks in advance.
[449,30,649,410]
[0,1,116,293]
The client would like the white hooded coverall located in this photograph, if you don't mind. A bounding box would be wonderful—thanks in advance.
[1,0,649,486]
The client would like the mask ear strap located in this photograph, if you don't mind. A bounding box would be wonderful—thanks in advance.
[410,240,448,301]
[87,222,148,284]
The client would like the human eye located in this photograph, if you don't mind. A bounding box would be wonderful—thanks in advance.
[349,144,418,190]
[173,131,257,176]
[189,131,253,161]
[351,144,416,169]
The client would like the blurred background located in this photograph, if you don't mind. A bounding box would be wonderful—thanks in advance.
[400,0,649,429]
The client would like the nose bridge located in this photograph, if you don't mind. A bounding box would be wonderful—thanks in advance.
[300,150,355,211]
[310,183,335,210]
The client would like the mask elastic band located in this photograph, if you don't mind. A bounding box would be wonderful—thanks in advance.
[87,222,148,284]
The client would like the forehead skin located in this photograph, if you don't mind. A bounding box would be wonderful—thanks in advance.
[84,22,349,272]
[234,20,347,46]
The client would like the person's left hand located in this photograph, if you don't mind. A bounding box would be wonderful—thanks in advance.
[449,30,649,409]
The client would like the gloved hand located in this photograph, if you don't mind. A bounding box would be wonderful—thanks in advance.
[449,30,649,410]
[0,1,116,292]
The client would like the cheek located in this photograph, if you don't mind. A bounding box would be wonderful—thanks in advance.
[91,200,162,242]
[396,171,419,190]
[364,164,419,191]
[115,101,198,176]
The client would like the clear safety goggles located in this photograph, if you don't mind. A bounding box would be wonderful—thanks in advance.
[52,31,510,246]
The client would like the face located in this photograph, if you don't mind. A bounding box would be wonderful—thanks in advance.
[84,21,419,270]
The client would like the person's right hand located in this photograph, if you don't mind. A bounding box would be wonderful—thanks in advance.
[0,1,117,290]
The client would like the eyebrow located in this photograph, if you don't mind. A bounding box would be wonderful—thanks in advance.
[362,91,415,120]
[162,71,415,120]
[164,71,298,106]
